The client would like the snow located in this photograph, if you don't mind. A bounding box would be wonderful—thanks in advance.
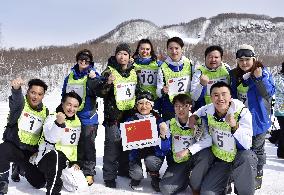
[0,90,284,195]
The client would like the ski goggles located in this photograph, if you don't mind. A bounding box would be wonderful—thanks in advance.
[78,54,91,63]
[236,49,255,59]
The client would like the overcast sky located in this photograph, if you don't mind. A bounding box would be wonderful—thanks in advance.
[0,0,283,48]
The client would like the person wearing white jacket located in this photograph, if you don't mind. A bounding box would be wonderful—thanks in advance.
[25,92,83,195]
[188,81,257,195]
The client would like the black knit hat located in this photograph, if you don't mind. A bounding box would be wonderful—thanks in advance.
[115,43,131,56]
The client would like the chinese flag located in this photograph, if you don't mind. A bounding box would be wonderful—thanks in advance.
[125,120,153,142]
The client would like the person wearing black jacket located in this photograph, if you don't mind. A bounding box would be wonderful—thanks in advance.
[0,78,48,194]
[88,43,141,188]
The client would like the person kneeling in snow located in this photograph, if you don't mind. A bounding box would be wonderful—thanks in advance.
[159,94,213,195]
[26,92,86,195]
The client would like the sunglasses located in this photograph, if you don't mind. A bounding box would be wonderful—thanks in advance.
[236,49,255,59]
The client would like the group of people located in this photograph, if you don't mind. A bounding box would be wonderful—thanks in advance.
[0,36,281,195]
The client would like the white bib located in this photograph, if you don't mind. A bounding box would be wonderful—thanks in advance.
[206,76,228,95]
[138,70,157,86]
[168,76,190,96]
[173,135,195,153]
[211,128,235,152]
[116,82,136,101]
[66,84,84,98]
[60,127,81,145]
[18,112,44,134]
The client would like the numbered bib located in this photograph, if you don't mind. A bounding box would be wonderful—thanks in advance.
[173,135,195,153]
[168,76,190,96]
[211,129,235,152]
[206,77,228,95]
[116,82,136,101]
[238,92,248,107]
[138,70,157,86]
[66,84,84,98]
[60,127,81,145]
[18,112,44,134]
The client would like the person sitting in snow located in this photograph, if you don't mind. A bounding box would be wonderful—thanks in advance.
[25,91,83,195]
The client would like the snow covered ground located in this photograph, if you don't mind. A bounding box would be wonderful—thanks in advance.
[0,92,283,195]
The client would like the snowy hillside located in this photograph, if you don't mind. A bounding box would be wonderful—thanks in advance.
[92,14,284,57]
[0,89,284,195]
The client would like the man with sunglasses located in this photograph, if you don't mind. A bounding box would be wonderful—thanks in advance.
[190,45,231,111]
[61,49,101,186]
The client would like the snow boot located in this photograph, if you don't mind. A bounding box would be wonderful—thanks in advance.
[129,179,141,189]
[149,171,160,192]
[255,168,263,190]
[11,163,20,182]
[0,181,8,195]
[104,179,116,188]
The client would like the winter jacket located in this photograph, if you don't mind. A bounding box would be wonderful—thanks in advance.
[156,56,194,116]
[62,63,100,126]
[126,112,167,162]
[274,73,284,116]
[94,56,141,125]
[230,67,275,136]
[194,99,253,151]
[3,87,49,153]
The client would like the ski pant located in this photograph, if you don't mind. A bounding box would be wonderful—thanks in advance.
[0,142,33,183]
[103,124,129,181]
[77,124,98,176]
[25,150,68,195]
[277,116,284,157]
[252,132,266,170]
[200,150,257,195]
[129,155,164,181]
[160,148,214,195]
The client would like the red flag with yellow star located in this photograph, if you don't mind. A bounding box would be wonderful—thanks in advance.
[125,119,152,142]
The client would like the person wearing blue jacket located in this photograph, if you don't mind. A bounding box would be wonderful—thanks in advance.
[156,37,194,121]
[230,44,275,190]
[159,94,212,195]
[126,91,166,192]
[61,49,100,186]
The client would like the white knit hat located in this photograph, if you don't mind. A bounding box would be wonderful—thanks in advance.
[236,44,256,59]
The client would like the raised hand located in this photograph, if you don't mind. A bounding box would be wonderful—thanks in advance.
[56,112,66,125]
[11,78,25,90]
[163,85,169,94]
[225,113,237,128]
[88,70,97,79]
[107,73,115,84]
[159,122,168,139]
[200,74,209,86]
